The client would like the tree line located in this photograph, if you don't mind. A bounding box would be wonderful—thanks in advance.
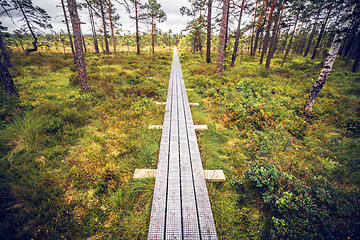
[0,0,167,95]
[180,0,359,112]
[1,0,360,113]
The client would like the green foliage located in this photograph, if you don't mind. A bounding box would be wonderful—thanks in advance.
[0,50,171,239]
[180,50,360,239]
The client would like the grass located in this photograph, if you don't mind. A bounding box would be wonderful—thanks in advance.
[179,48,360,239]
[1,44,359,239]
[0,48,171,239]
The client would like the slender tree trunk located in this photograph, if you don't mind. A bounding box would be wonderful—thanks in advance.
[224,1,230,51]
[206,0,213,63]
[135,0,140,55]
[0,33,12,68]
[0,58,18,97]
[253,0,266,56]
[351,34,360,73]
[260,0,275,64]
[281,7,301,68]
[303,9,320,57]
[66,0,91,92]
[250,0,259,56]
[311,1,333,60]
[216,0,230,77]
[151,18,155,54]
[265,0,284,69]
[88,6,99,54]
[61,0,76,62]
[231,0,245,66]
[16,0,37,54]
[281,28,290,52]
[100,1,110,54]
[82,32,87,53]
[304,3,355,112]
[108,0,116,57]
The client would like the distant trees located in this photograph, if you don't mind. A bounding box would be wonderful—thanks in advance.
[139,0,166,54]
[304,2,356,112]
[0,0,52,54]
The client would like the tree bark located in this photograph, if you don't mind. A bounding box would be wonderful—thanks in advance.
[265,0,283,69]
[303,9,321,57]
[88,5,99,54]
[304,3,355,112]
[351,33,360,73]
[66,0,91,92]
[99,0,110,54]
[260,0,275,65]
[135,0,140,55]
[108,0,116,57]
[61,0,76,62]
[0,58,18,97]
[151,18,155,54]
[231,0,245,66]
[206,0,213,63]
[281,7,301,68]
[250,0,259,56]
[311,1,333,60]
[0,33,12,68]
[253,0,266,56]
[216,0,230,77]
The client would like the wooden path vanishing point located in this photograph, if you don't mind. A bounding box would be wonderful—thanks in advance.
[148,48,218,239]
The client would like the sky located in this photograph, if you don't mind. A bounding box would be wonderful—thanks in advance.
[1,0,194,35]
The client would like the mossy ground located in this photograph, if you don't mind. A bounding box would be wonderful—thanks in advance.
[179,48,360,239]
[1,46,359,239]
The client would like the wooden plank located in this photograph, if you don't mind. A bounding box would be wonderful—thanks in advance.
[148,48,218,240]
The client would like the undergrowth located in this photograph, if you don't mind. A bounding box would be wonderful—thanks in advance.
[180,49,360,239]
[0,50,171,239]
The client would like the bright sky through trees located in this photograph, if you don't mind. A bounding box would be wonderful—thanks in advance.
[1,0,193,34]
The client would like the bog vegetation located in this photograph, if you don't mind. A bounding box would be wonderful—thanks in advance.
[1,0,360,239]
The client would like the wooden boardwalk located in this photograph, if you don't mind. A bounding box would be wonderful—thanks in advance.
[148,48,218,239]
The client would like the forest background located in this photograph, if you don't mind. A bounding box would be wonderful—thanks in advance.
[0,0,359,239]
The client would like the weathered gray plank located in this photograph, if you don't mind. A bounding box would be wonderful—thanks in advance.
[148,48,217,240]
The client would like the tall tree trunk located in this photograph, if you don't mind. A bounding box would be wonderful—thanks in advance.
[265,0,284,69]
[88,5,99,54]
[216,0,230,77]
[100,1,110,54]
[253,0,266,56]
[151,18,155,54]
[66,0,91,92]
[206,0,213,63]
[135,0,140,55]
[281,28,290,52]
[231,0,245,66]
[0,58,18,97]
[108,0,116,57]
[260,0,275,64]
[303,9,321,57]
[0,33,12,68]
[224,1,230,51]
[61,0,76,62]
[250,0,259,56]
[16,0,37,54]
[82,30,87,53]
[304,3,355,112]
[351,33,360,73]
[281,7,301,68]
[311,1,333,60]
